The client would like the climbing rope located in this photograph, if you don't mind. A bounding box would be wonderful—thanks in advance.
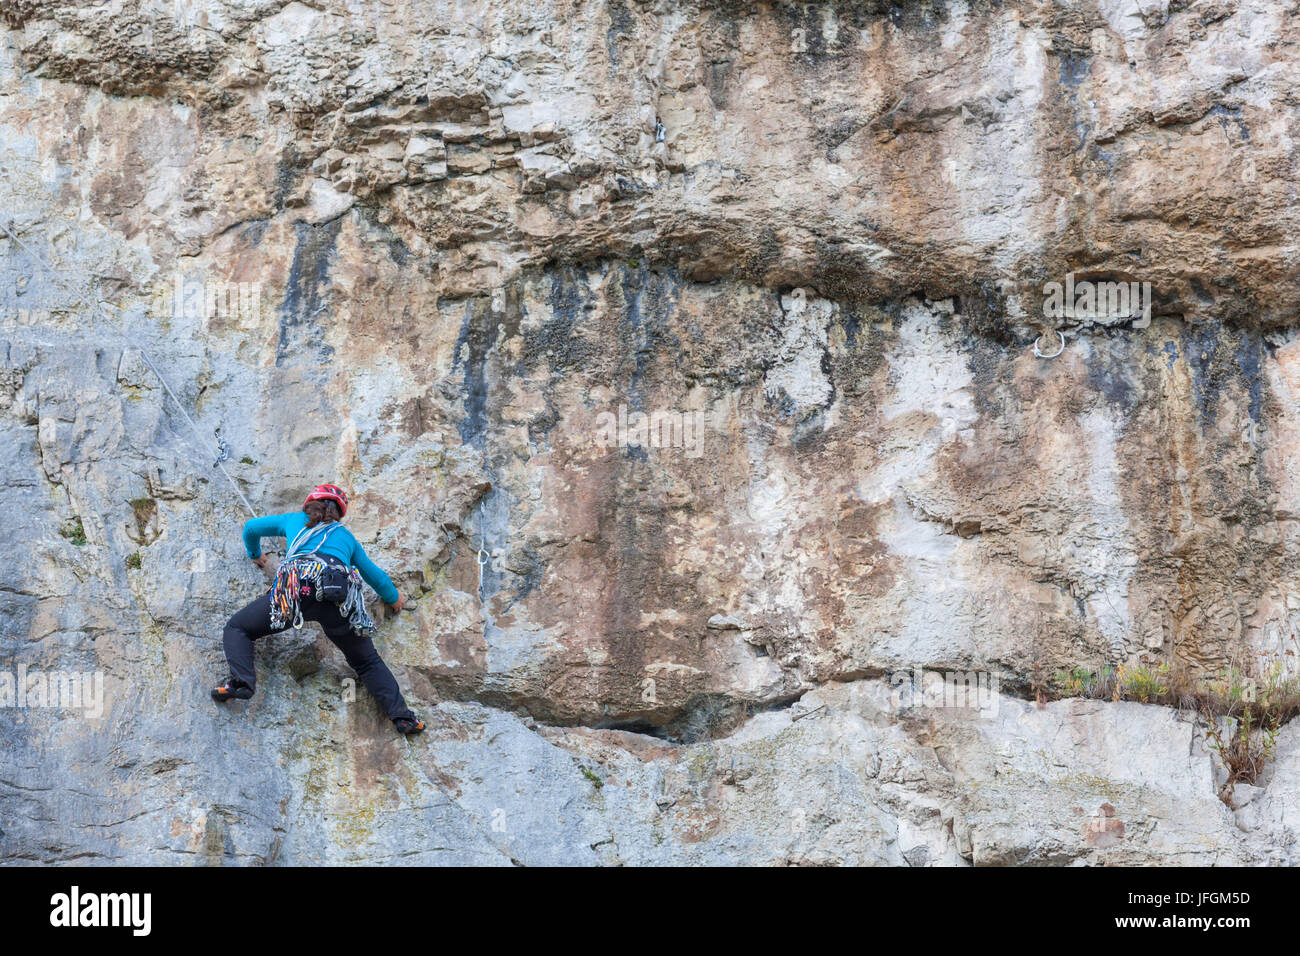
[0,219,257,517]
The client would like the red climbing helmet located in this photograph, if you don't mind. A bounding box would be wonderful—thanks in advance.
[304,483,349,518]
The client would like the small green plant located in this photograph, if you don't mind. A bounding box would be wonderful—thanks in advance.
[580,766,604,789]
[1199,660,1300,720]
[1047,654,1300,800]
[1119,662,1170,703]
[125,552,142,570]
[1051,667,1096,697]
[1202,702,1281,803]
[58,516,86,546]
[240,456,256,465]
[1204,664,1255,709]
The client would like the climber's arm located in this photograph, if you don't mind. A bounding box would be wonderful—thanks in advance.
[242,512,292,560]
[351,539,401,606]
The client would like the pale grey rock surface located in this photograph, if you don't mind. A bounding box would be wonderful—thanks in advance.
[2,0,1299,864]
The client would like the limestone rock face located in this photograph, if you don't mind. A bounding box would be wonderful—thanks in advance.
[2,0,1300,864]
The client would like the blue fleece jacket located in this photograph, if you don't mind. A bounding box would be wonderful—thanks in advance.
[242,511,399,604]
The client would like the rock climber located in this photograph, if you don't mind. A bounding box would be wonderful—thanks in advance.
[211,483,425,736]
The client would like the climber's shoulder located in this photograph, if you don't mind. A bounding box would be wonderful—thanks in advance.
[270,510,308,531]
[338,525,379,559]
[244,511,308,537]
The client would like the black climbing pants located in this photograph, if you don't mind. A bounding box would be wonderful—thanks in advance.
[222,591,415,721]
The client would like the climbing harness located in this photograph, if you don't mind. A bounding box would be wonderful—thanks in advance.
[1033,328,1067,359]
[270,555,363,631]
[269,524,377,636]
[269,555,315,630]
[0,219,257,517]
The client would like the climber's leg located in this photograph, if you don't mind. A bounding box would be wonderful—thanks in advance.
[306,599,417,724]
[218,592,279,696]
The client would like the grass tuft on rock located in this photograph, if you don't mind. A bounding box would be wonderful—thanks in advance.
[58,516,86,546]
[1044,658,1300,801]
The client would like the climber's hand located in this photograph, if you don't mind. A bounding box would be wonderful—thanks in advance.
[389,592,407,613]
[251,555,270,570]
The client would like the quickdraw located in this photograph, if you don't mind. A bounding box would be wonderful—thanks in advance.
[476,497,488,593]
[213,425,232,468]
[269,556,324,631]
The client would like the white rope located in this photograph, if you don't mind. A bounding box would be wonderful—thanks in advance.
[0,220,257,517]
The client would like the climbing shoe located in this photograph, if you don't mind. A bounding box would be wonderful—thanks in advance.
[211,678,253,702]
[394,715,425,736]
